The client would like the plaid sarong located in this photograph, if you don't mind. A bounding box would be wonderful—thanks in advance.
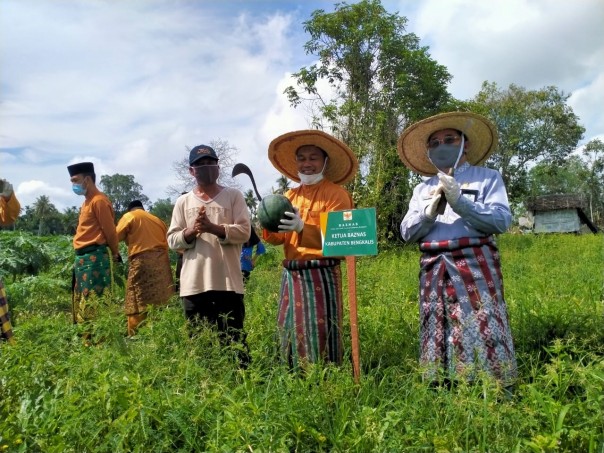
[419,236,517,384]
[125,248,174,315]
[0,278,14,342]
[73,244,112,323]
[278,258,343,368]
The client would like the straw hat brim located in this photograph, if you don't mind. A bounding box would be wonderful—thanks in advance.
[397,112,498,176]
[268,130,359,185]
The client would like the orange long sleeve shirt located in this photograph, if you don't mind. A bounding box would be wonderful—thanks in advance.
[0,194,20,226]
[263,179,353,260]
[116,208,169,257]
[72,186,119,256]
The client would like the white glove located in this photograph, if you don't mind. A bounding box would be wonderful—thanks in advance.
[425,189,443,219]
[0,180,14,199]
[279,209,304,233]
[437,173,460,205]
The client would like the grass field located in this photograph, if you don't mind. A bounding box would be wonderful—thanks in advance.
[1,233,603,452]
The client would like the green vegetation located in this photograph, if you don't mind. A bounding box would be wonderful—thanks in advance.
[1,232,603,452]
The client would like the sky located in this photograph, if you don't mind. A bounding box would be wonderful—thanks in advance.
[1,0,603,212]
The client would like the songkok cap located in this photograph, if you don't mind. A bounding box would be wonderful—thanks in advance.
[67,162,95,177]
[268,130,358,185]
[189,145,219,165]
[127,200,144,211]
[397,112,498,176]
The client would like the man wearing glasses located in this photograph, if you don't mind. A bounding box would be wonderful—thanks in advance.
[399,112,517,392]
[167,145,251,366]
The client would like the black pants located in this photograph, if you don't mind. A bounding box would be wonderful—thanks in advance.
[182,291,250,366]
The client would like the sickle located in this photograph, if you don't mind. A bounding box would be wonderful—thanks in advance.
[231,163,262,201]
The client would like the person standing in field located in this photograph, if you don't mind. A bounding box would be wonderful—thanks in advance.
[0,179,20,344]
[399,112,517,387]
[263,130,358,369]
[68,162,120,325]
[116,200,175,336]
[167,145,251,365]
[240,227,266,283]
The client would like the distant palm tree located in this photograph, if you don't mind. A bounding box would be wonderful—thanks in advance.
[32,195,58,235]
[275,175,290,195]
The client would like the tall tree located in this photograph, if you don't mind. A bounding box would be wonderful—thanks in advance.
[99,174,150,219]
[61,206,80,235]
[150,198,175,226]
[167,139,240,198]
[32,195,59,235]
[285,0,452,242]
[469,82,585,201]
[275,175,290,195]
[581,139,604,226]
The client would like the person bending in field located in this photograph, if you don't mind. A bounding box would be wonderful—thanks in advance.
[263,130,357,369]
[167,145,251,367]
[240,227,265,284]
[399,112,517,388]
[0,179,20,344]
[116,200,175,336]
[68,162,121,326]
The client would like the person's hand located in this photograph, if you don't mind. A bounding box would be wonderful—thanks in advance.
[438,173,460,205]
[0,180,14,199]
[279,209,304,233]
[425,187,443,219]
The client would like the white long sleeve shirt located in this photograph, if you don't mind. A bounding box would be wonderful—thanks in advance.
[167,188,250,296]
[400,163,511,243]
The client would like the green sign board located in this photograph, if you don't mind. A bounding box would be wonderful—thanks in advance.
[320,208,378,257]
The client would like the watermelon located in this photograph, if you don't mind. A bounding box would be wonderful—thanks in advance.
[257,194,294,232]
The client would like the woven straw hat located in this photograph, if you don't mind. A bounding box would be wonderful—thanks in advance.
[397,112,498,176]
[268,130,358,185]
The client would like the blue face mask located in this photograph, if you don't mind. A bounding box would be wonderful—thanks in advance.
[428,136,465,171]
[72,183,87,196]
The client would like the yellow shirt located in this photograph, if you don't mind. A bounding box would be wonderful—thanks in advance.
[0,194,20,226]
[72,186,119,256]
[263,179,353,260]
[116,208,169,257]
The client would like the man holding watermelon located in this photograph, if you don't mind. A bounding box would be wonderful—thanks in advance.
[167,145,251,366]
[263,130,358,369]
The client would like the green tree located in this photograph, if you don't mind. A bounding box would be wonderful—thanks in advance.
[99,174,150,219]
[528,156,590,196]
[285,0,452,242]
[149,198,174,226]
[469,82,585,201]
[32,195,59,235]
[167,139,240,198]
[61,206,80,235]
[274,175,290,195]
[581,139,604,226]
[243,189,259,229]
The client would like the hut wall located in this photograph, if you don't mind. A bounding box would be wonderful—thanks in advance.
[533,209,580,233]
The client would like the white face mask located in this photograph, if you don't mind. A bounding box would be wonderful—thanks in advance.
[297,157,328,185]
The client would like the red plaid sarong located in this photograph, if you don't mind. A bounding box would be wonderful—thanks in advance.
[418,236,517,384]
[278,258,343,368]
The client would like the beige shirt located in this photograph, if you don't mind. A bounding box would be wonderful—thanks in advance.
[167,188,250,296]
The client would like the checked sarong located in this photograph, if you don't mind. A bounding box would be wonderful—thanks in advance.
[125,248,174,315]
[419,236,517,384]
[278,258,343,368]
[0,278,14,343]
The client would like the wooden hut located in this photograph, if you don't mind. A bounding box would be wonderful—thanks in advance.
[526,194,598,234]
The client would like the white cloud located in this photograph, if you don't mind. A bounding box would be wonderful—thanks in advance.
[1,0,603,213]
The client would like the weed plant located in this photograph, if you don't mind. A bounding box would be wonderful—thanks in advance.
[0,233,602,452]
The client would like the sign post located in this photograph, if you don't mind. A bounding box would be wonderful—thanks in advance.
[321,208,378,384]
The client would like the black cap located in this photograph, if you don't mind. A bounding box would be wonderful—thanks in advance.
[127,200,144,211]
[189,145,218,165]
[67,162,95,177]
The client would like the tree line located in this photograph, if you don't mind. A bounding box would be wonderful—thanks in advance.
[4,0,603,239]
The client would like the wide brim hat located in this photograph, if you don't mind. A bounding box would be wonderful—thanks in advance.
[397,112,498,176]
[268,130,358,185]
